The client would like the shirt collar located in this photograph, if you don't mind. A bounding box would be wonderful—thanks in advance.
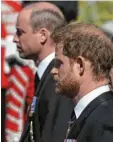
[36,52,55,79]
[74,85,110,119]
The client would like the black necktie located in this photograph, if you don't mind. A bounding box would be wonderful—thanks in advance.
[35,72,40,92]
[70,110,76,122]
[66,110,76,138]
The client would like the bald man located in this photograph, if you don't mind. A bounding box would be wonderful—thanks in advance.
[13,2,74,142]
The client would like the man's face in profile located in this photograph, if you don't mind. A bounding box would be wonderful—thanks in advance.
[13,9,42,60]
[51,44,80,98]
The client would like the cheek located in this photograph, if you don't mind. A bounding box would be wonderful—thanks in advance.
[19,35,29,47]
[59,64,71,76]
[58,71,69,84]
[21,36,37,51]
[58,65,66,77]
[30,36,40,51]
[60,67,75,84]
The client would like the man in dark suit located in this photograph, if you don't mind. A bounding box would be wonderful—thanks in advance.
[51,22,113,142]
[13,2,75,142]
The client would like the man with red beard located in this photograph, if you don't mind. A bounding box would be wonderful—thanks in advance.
[51,22,113,142]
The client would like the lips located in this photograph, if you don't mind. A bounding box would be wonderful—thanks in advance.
[17,46,22,52]
[55,80,60,86]
[52,75,60,86]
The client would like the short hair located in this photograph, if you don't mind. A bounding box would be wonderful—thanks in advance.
[51,26,66,44]
[52,22,113,80]
[30,9,66,33]
[22,1,78,22]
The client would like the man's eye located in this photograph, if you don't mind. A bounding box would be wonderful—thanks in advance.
[16,29,24,36]
[55,60,63,68]
[16,30,22,36]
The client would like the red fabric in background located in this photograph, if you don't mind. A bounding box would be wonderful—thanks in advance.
[1,23,7,38]
[5,64,35,140]
[4,1,22,12]
[1,47,9,88]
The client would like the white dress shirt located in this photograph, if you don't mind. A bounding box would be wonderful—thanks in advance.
[36,52,55,79]
[74,85,110,119]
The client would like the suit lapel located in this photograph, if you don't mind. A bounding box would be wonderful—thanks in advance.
[68,91,113,138]
[35,59,55,97]
[33,59,55,142]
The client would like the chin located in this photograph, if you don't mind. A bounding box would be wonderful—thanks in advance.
[19,54,32,60]
[55,87,61,94]
[55,87,75,99]
[19,53,26,59]
[55,87,65,95]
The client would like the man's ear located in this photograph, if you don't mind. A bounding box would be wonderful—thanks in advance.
[76,56,85,76]
[39,28,48,44]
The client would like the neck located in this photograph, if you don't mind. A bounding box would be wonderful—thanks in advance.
[35,45,55,66]
[74,78,109,103]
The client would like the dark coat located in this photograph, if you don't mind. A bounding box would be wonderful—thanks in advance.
[20,59,74,142]
[34,59,74,142]
[66,91,113,142]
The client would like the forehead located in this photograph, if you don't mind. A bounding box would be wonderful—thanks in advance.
[16,9,31,28]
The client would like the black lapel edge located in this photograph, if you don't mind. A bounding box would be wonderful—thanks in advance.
[35,59,55,97]
[68,91,113,138]
[33,59,55,142]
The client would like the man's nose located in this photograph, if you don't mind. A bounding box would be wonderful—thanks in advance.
[13,33,19,43]
[51,67,58,75]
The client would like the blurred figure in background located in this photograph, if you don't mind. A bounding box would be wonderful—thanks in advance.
[1,23,9,142]
[5,55,35,142]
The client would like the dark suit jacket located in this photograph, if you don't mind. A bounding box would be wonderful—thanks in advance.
[67,91,113,142]
[32,59,74,142]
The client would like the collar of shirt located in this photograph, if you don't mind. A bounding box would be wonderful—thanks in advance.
[74,85,110,119]
[36,52,55,79]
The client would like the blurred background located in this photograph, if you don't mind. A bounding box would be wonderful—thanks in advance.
[1,1,113,142]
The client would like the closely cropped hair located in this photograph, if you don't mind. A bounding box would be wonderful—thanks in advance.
[30,9,66,33]
[52,26,66,44]
[52,21,79,44]
[53,22,113,80]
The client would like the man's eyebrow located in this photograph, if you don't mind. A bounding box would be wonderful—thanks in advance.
[55,58,62,62]
[16,27,25,32]
[16,27,19,30]
[16,27,22,30]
